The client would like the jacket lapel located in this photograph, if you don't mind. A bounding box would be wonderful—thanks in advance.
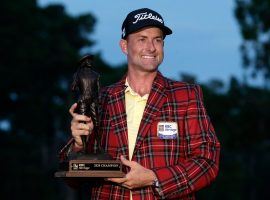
[133,72,168,157]
[106,77,129,158]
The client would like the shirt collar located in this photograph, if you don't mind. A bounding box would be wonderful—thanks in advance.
[125,78,149,100]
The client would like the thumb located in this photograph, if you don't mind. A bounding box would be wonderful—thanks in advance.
[120,155,132,167]
[69,103,77,117]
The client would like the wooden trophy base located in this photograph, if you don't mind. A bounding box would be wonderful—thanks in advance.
[55,153,125,178]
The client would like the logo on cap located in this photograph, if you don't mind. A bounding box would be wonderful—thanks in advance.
[122,28,126,38]
[133,12,164,24]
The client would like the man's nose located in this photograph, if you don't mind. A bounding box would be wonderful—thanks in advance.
[145,40,156,52]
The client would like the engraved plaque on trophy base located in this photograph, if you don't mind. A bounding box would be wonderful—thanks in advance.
[55,159,125,178]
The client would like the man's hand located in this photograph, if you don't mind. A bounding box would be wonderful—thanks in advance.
[69,103,93,149]
[107,156,157,190]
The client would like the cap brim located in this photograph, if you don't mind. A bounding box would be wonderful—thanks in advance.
[124,24,172,39]
[159,25,172,36]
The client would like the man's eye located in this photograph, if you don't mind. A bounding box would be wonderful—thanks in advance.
[155,38,163,43]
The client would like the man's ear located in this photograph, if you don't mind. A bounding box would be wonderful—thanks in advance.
[119,39,128,55]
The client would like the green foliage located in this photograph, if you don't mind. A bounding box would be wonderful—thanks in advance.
[235,0,270,83]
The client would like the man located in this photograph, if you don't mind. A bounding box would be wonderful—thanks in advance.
[62,8,220,199]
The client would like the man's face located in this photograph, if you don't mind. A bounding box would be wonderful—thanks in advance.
[120,27,164,73]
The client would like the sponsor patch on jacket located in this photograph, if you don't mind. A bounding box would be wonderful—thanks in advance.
[157,122,178,139]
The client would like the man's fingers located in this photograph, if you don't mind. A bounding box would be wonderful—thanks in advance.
[71,119,93,134]
[75,122,92,131]
[71,124,92,136]
[69,103,92,122]
[106,177,134,189]
[73,129,91,136]
[106,177,127,184]
[72,114,92,123]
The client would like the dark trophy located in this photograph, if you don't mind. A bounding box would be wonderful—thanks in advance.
[55,55,124,178]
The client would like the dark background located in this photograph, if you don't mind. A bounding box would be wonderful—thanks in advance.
[1,0,269,199]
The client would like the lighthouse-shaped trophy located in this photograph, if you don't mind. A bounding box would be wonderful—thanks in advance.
[55,55,124,178]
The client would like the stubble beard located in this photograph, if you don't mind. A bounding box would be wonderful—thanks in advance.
[140,55,163,73]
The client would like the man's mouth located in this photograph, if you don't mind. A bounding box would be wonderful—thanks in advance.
[142,55,156,59]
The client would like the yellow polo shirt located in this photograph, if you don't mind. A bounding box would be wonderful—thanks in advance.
[125,80,149,160]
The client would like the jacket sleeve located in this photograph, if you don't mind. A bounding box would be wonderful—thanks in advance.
[152,84,220,199]
[58,133,96,162]
[58,137,75,162]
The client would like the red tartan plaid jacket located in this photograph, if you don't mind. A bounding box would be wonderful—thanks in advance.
[60,72,220,200]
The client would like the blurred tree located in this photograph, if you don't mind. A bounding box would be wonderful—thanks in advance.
[235,0,270,87]
[0,0,125,199]
[197,77,270,200]
[179,72,197,84]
